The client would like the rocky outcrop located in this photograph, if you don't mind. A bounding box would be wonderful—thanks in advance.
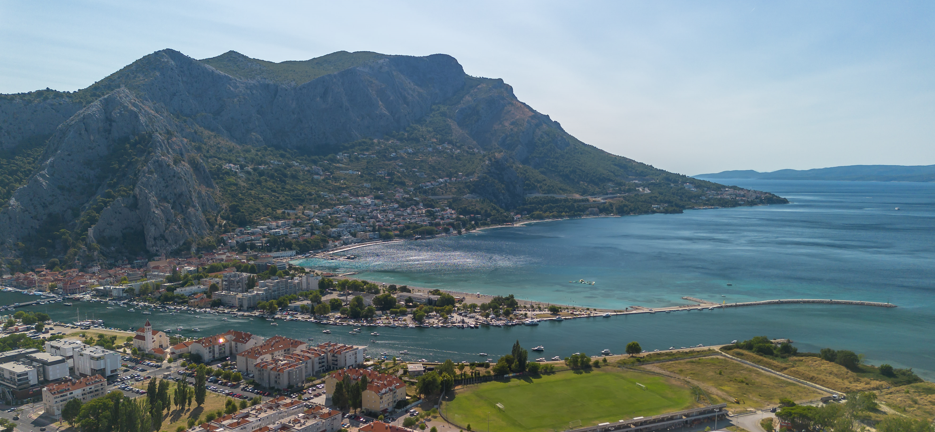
[0,88,217,256]
[84,49,466,151]
[0,94,82,151]
[0,50,467,256]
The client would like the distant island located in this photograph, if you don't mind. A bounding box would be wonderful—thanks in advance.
[697,164,935,182]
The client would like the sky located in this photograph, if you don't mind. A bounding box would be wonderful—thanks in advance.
[1,1,933,175]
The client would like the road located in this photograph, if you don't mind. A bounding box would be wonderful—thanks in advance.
[730,411,775,432]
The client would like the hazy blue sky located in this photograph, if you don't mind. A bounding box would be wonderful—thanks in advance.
[2,1,933,174]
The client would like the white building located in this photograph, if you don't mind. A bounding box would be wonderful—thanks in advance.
[175,285,208,296]
[42,375,106,417]
[24,353,69,383]
[0,362,38,390]
[74,347,120,378]
[44,340,88,372]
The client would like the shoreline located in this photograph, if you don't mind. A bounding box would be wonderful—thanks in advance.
[295,215,620,261]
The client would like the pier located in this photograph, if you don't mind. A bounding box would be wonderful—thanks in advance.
[717,298,896,308]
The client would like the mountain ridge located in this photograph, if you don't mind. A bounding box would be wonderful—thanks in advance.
[698,165,935,182]
[0,49,786,267]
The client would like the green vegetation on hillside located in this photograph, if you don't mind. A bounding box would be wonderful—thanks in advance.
[200,50,386,85]
[0,135,47,208]
[655,357,823,410]
[723,336,922,388]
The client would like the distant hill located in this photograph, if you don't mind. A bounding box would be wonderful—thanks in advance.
[0,49,786,264]
[698,165,935,182]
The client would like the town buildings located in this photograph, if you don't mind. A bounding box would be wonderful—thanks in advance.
[247,340,365,390]
[45,340,120,378]
[183,399,342,432]
[133,320,170,357]
[171,330,262,363]
[325,369,406,414]
[42,375,106,417]
[74,347,120,378]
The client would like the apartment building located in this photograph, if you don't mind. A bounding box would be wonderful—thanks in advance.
[42,375,106,417]
[188,330,261,363]
[325,369,406,414]
[74,347,120,378]
[186,397,305,432]
[236,336,308,375]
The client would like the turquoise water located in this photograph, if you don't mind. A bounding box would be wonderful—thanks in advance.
[6,180,934,380]
[294,180,935,379]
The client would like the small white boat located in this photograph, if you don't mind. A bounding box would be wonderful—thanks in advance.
[551,356,561,361]
[270,322,278,326]
[602,313,611,318]
[192,328,200,332]
[322,330,331,334]
[371,332,380,336]
[601,349,611,355]
[399,350,409,355]
[479,352,488,356]
[532,346,544,352]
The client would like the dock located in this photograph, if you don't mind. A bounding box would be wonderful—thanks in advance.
[718,298,896,308]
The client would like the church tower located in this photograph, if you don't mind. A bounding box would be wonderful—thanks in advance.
[144,320,153,352]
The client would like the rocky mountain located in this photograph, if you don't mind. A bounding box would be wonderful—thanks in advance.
[0,49,786,263]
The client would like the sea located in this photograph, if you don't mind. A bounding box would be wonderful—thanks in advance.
[6,180,935,380]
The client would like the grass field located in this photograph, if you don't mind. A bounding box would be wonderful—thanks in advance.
[725,350,887,392]
[877,382,935,421]
[444,368,697,432]
[655,357,824,410]
[133,383,237,432]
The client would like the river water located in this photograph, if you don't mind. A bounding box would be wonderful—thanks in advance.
[6,180,935,380]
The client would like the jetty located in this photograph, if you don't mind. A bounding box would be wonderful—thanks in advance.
[718,298,896,308]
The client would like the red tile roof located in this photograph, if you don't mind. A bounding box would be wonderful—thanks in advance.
[44,375,105,395]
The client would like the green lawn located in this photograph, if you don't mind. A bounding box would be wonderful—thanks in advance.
[444,368,697,432]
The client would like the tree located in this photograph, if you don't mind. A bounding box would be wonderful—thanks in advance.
[416,372,441,397]
[146,378,158,405]
[548,305,561,314]
[77,397,115,432]
[151,401,163,431]
[413,310,426,323]
[879,364,895,377]
[820,348,837,362]
[315,302,331,316]
[835,350,860,370]
[157,379,171,414]
[333,380,348,411]
[62,398,83,426]
[175,379,190,410]
[776,405,820,431]
[34,322,44,332]
[626,341,642,356]
[511,341,527,373]
[195,365,207,406]
[329,298,343,311]
[436,293,456,307]
[225,399,238,414]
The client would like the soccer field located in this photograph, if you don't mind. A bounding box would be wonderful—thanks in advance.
[444,368,698,432]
